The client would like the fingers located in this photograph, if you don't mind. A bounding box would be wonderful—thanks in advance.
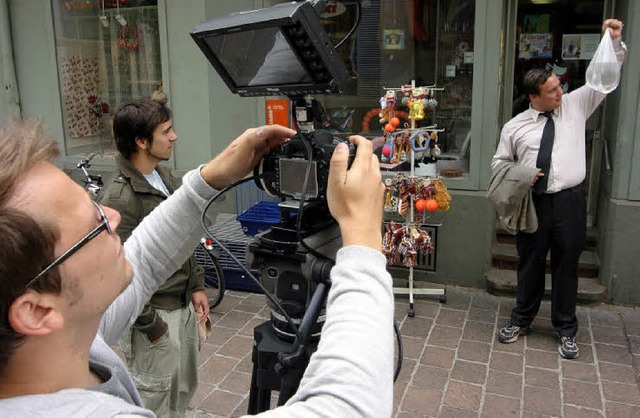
[349,135,374,170]
[329,142,349,186]
[602,19,623,38]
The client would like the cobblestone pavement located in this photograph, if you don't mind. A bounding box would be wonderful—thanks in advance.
[185,286,640,417]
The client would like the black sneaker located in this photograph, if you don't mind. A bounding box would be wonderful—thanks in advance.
[498,323,532,343]
[558,336,579,359]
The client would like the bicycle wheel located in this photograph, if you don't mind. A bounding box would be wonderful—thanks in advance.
[204,254,225,309]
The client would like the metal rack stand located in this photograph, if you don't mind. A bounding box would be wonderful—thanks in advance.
[382,80,447,316]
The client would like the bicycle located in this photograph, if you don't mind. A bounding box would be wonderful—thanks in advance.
[76,154,226,309]
[77,153,103,198]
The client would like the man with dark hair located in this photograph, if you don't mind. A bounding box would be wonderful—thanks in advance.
[0,117,394,417]
[99,99,206,416]
[492,19,626,359]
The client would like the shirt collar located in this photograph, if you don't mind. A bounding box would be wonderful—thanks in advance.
[528,105,558,122]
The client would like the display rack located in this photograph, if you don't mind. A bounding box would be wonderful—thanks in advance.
[379,80,449,316]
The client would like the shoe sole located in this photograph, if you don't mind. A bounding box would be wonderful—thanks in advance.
[498,327,531,344]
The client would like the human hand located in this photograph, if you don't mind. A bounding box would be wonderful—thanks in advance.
[602,19,624,39]
[532,171,544,187]
[192,289,210,319]
[200,125,297,190]
[327,136,384,251]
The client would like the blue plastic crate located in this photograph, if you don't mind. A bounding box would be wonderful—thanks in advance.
[236,201,282,236]
[205,267,263,293]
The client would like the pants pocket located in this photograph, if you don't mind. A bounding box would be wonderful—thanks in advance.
[131,370,172,416]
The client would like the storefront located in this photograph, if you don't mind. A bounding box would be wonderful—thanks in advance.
[2,0,639,303]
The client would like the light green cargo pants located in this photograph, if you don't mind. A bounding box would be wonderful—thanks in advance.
[121,303,199,418]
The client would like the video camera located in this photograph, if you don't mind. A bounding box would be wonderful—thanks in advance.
[191,0,355,341]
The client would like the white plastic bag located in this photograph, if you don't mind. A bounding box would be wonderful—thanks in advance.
[585,29,621,93]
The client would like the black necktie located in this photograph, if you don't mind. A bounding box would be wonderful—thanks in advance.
[534,111,554,194]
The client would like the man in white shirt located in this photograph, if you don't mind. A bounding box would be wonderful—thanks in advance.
[491,19,626,359]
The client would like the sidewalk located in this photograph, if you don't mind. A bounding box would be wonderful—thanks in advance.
[187,286,640,417]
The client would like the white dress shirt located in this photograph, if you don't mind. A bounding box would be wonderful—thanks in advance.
[492,38,627,193]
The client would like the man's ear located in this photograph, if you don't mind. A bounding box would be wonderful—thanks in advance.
[8,292,64,337]
[135,136,149,151]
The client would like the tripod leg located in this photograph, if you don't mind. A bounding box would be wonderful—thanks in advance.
[248,359,272,414]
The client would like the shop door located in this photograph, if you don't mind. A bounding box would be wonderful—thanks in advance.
[502,0,612,227]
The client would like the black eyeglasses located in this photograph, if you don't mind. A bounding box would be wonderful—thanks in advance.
[26,201,113,289]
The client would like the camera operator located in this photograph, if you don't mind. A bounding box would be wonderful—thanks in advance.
[0,119,393,417]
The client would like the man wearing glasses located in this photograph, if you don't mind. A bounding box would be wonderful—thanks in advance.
[0,118,394,417]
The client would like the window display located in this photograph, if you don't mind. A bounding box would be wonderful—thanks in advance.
[51,0,162,155]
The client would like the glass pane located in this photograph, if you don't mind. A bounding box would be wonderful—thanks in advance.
[51,0,161,156]
[264,0,475,177]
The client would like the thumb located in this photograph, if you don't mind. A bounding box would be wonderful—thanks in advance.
[329,142,349,186]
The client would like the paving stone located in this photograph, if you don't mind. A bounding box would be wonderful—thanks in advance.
[396,357,417,383]
[442,292,471,311]
[525,367,559,389]
[219,371,252,395]
[621,311,640,336]
[598,362,637,384]
[206,325,238,347]
[411,299,441,318]
[595,343,633,365]
[591,324,628,346]
[493,336,526,355]
[562,379,602,409]
[401,386,442,416]
[427,325,463,349]
[436,308,468,327]
[563,405,604,418]
[481,393,521,417]
[215,310,255,330]
[217,335,254,359]
[490,351,524,374]
[402,317,434,339]
[421,345,456,368]
[604,400,640,417]
[457,340,491,363]
[438,406,478,417]
[589,310,621,327]
[198,354,240,385]
[393,380,407,416]
[523,386,562,416]
[462,320,495,343]
[199,389,244,417]
[412,364,449,391]
[443,380,482,412]
[525,331,557,352]
[402,335,427,360]
[562,361,598,383]
[524,348,559,369]
[486,370,523,398]
[468,307,497,324]
[602,380,640,404]
[450,360,487,385]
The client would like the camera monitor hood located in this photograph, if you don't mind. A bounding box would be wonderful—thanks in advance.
[190,1,350,97]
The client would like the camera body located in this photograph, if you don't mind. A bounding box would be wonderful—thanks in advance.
[255,129,355,201]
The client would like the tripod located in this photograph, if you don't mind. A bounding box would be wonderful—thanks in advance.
[248,281,329,414]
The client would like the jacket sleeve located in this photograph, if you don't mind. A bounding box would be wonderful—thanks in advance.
[133,303,168,342]
[190,257,206,293]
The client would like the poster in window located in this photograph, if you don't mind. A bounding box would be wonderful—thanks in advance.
[562,34,600,60]
[383,29,405,50]
[519,33,553,59]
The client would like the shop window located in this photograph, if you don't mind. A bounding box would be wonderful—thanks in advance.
[265,0,475,177]
[51,0,162,156]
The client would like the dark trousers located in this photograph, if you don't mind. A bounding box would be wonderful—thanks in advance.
[511,184,586,337]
